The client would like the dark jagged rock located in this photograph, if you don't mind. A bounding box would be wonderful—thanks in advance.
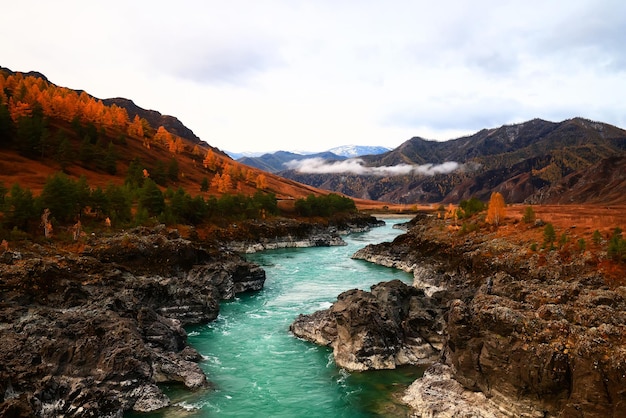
[346,214,626,417]
[226,214,384,253]
[290,280,444,371]
[0,226,265,417]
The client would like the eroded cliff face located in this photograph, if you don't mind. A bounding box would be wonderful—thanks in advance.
[0,226,265,417]
[303,213,626,418]
[225,215,385,253]
[290,280,445,371]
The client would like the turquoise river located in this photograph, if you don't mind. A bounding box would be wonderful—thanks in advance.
[134,217,423,417]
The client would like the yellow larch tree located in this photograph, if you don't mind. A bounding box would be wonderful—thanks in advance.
[128,115,144,138]
[219,173,233,192]
[154,126,171,145]
[203,150,218,171]
[255,173,268,189]
[486,192,506,226]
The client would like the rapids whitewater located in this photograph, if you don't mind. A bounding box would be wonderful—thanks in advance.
[133,217,422,417]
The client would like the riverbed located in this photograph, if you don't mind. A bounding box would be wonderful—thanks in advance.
[134,217,420,417]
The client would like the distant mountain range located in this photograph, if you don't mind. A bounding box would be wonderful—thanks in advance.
[232,145,390,173]
[327,145,391,158]
[279,118,626,204]
[6,66,626,206]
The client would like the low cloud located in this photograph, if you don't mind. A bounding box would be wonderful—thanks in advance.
[283,157,461,176]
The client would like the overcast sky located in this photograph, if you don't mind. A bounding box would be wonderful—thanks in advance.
[2,1,625,153]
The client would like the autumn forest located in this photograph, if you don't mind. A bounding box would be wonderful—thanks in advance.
[0,70,351,240]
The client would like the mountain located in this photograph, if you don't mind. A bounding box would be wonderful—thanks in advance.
[326,145,390,158]
[225,151,266,160]
[4,66,625,208]
[526,154,626,206]
[101,98,219,150]
[237,151,345,173]
[280,118,626,204]
[0,67,335,203]
[233,146,389,171]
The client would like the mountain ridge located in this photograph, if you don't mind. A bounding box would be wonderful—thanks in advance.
[281,117,626,204]
[3,65,625,207]
[0,66,342,206]
[237,150,346,173]
[234,145,391,173]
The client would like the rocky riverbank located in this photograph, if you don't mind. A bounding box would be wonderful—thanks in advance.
[223,214,385,253]
[0,213,383,417]
[0,225,266,417]
[296,212,626,417]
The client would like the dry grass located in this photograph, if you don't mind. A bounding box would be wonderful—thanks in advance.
[465,204,626,287]
[505,204,626,243]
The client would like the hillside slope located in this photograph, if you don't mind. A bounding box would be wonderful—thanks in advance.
[0,67,333,203]
[281,118,626,204]
[527,155,626,205]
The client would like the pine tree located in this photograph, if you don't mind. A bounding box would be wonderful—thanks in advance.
[3,183,36,231]
[0,101,14,145]
[522,206,536,224]
[55,136,74,172]
[211,173,222,189]
[125,157,145,188]
[103,142,118,175]
[203,150,218,171]
[168,157,179,181]
[544,223,556,248]
[138,178,164,216]
[200,177,209,192]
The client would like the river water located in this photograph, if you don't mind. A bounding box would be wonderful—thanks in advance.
[137,217,421,417]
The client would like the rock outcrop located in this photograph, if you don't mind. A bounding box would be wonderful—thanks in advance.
[0,226,265,417]
[402,363,504,418]
[226,215,385,253]
[290,280,445,371]
[345,213,626,417]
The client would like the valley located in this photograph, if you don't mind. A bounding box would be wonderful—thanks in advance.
[1,66,625,417]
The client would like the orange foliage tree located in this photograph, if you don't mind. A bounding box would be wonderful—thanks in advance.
[203,150,218,171]
[218,173,233,192]
[486,192,506,226]
[255,173,268,189]
[0,71,132,132]
[127,115,144,138]
[154,126,172,145]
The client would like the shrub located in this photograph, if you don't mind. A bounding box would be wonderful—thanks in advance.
[294,194,356,217]
[522,206,536,224]
[460,222,479,234]
[608,227,626,262]
[459,197,485,218]
[543,223,556,251]
[592,229,603,245]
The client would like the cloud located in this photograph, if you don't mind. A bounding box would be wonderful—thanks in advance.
[173,45,282,84]
[284,157,461,176]
[384,96,527,133]
[4,1,626,153]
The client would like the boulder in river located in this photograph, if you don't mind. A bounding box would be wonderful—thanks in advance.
[290,279,445,371]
